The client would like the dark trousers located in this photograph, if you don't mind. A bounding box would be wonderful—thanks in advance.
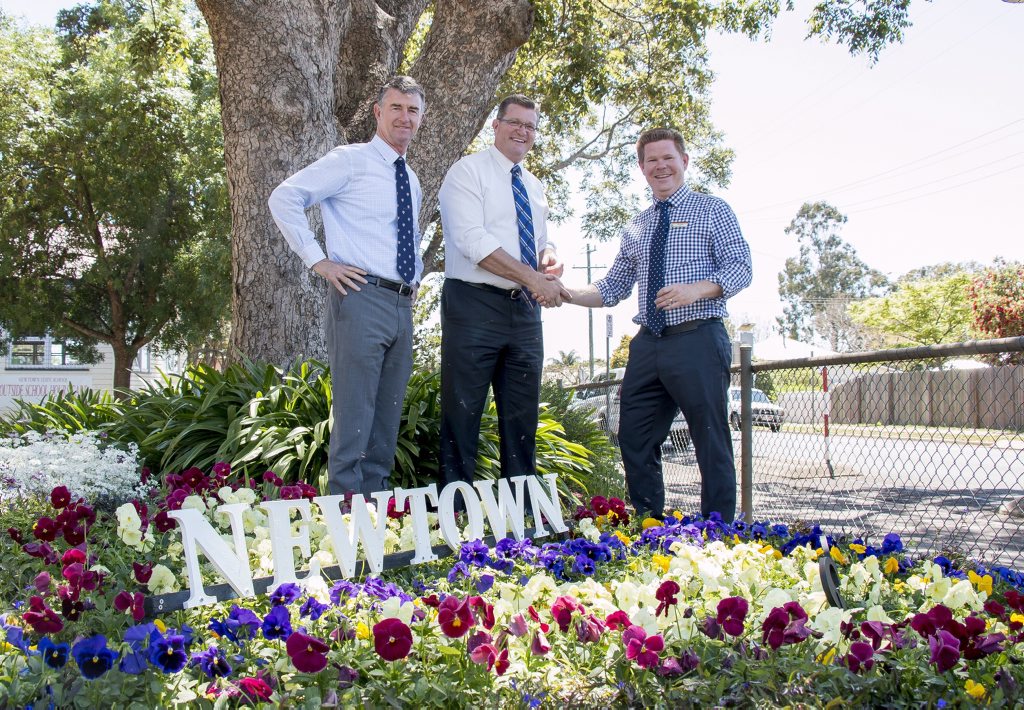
[440,278,543,487]
[618,320,736,522]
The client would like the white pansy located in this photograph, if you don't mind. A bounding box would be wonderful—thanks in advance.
[631,606,659,635]
[380,596,415,623]
[613,580,640,611]
[182,495,207,514]
[234,487,258,505]
[811,606,852,648]
[761,587,792,613]
[865,604,894,624]
[115,503,142,530]
[217,487,239,504]
[577,518,600,542]
[148,564,180,594]
[942,579,980,610]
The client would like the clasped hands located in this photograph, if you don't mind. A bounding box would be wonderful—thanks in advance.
[529,251,571,308]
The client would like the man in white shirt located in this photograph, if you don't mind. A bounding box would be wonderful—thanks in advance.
[268,76,425,498]
[438,94,568,492]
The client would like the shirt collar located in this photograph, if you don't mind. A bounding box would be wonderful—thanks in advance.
[370,134,404,163]
[487,145,519,174]
[654,184,690,210]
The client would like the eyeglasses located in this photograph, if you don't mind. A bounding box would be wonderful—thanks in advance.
[497,118,538,134]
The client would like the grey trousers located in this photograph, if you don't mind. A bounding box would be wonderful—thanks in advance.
[325,283,413,497]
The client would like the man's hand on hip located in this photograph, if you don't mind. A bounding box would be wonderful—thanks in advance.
[313,259,368,295]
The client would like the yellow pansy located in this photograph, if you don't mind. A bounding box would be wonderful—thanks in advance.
[154,618,167,633]
[817,647,837,665]
[884,557,900,575]
[810,548,823,560]
[642,517,663,530]
[671,511,684,521]
[849,543,866,555]
[968,570,993,596]
[595,515,608,528]
[964,679,986,700]
[612,531,632,546]
[652,553,671,574]
[356,621,370,640]
[830,546,849,565]
[1011,613,1024,626]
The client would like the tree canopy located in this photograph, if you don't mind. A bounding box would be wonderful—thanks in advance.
[777,201,889,351]
[848,268,975,348]
[0,0,230,388]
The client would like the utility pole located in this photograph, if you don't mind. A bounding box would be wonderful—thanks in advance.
[573,244,604,379]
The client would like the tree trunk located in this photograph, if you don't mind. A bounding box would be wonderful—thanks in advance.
[110,341,137,394]
[197,0,533,365]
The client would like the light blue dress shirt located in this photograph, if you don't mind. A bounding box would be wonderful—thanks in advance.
[269,134,423,284]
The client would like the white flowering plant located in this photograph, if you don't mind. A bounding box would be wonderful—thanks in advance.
[0,430,150,508]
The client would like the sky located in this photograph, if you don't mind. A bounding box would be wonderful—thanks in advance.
[3,0,1023,373]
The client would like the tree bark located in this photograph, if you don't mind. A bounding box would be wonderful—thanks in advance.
[197,0,533,365]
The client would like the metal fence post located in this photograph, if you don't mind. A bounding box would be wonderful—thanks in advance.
[740,342,753,522]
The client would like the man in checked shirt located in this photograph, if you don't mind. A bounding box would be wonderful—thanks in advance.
[565,127,752,522]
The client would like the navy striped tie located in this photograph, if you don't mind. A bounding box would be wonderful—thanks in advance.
[645,200,671,336]
[511,165,537,271]
[394,156,416,283]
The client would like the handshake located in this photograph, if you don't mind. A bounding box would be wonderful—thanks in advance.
[528,273,572,308]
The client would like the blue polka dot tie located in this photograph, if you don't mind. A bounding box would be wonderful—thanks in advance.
[394,156,415,284]
[645,200,671,336]
[511,165,537,271]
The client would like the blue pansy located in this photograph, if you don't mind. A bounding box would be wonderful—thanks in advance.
[459,539,491,567]
[148,627,191,674]
[299,596,328,621]
[269,582,302,606]
[120,622,156,675]
[475,574,495,593]
[71,635,119,680]
[573,554,596,576]
[38,637,69,668]
[191,644,233,679]
[261,605,292,640]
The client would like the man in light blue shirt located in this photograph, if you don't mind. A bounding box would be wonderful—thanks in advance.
[268,76,425,497]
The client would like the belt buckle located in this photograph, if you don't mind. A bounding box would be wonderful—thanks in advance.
[399,283,413,297]
[509,288,523,299]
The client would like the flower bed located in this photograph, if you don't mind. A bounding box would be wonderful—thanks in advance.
[2,459,1024,708]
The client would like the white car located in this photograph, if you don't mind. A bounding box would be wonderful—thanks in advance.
[728,386,785,432]
[572,369,690,450]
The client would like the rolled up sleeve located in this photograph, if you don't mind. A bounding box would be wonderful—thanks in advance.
[438,161,502,265]
[706,201,752,299]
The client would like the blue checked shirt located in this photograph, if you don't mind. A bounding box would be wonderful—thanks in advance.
[595,185,751,327]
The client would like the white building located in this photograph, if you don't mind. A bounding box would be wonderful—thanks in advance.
[0,334,185,412]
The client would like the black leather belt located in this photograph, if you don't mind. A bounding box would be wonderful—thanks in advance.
[452,278,524,300]
[365,275,414,297]
[642,317,721,337]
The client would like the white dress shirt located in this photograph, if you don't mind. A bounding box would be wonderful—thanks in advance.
[439,145,553,288]
[268,135,423,283]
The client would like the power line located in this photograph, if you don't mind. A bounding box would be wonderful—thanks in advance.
[739,118,1024,216]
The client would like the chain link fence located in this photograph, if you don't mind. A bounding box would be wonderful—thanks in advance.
[565,336,1024,570]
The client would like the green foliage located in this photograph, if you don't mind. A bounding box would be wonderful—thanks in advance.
[777,201,889,351]
[1,387,121,434]
[849,270,974,347]
[0,0,229,385]
[0,360,607,497]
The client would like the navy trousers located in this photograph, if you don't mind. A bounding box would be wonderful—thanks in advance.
[618,320,736,522]
[439,278,543,487]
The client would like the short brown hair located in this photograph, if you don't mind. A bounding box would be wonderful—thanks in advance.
[637,128,686,162]
[377,75,426,107]
[496,94,537,119]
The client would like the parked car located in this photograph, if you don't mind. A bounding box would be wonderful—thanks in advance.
[728,386,784,432]
[572,369,690,451]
